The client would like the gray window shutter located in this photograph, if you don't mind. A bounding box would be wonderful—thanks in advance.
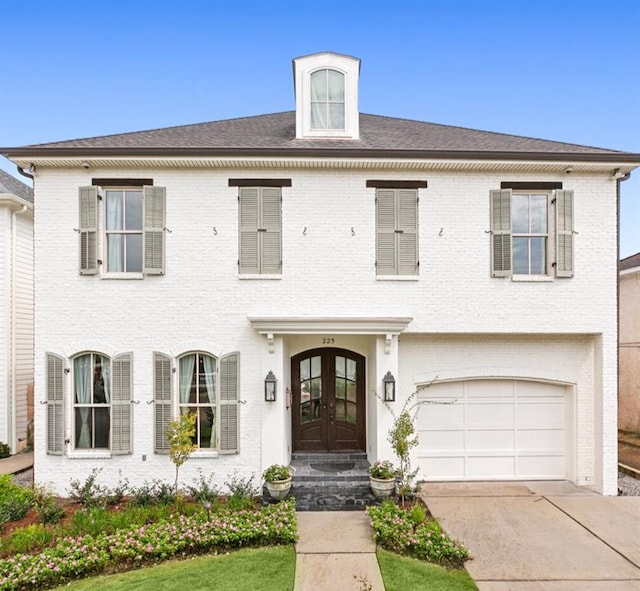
[154,352,172,453]
[490,189,512,277]
[144,186,166,275]
[79,186,98,275]
[46,353,64,455]
[397,189,419,275]
[376,189,397,275]
[219,352,239,454]
[111,353,133,455]
[260,188,282,274]
[555,189,574,278]
[239,188,260,274]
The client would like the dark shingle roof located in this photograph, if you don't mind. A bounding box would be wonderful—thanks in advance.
[620,252,640,271]
[0,169,33,203]
[3,112,637,161]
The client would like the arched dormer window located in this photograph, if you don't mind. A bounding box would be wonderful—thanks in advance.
[293,52,360,140]
[310,69,345,130]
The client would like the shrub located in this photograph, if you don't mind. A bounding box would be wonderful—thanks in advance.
[0,443,10,459]
[0,499,297,590]
[68,468,111,509]
[0,475,33,525]
[225,471,259,511]
[186,469,220,503]
[129,480,176,507]
[367,500,468,567]
[32,486,65,525]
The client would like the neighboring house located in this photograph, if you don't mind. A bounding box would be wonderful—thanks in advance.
[0,169,34,454]
[619,252,640,435]
[2,52,639,496]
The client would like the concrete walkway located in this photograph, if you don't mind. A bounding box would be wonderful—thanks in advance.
[420,481,640,591]
[294,511,384,591]
[0,452,33,475]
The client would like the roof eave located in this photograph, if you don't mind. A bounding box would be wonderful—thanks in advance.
[2,146,640,163]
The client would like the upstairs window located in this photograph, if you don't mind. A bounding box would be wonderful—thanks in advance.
[310,69,345,130]
[238,186,282,275]
[375,188,419,276]
[490,188,574,278]
[78,184,166,277]
[512,193,548,275]
[105,189,143,273]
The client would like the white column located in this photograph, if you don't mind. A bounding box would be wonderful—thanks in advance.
[260,335,288,471]
[373,334,399,462]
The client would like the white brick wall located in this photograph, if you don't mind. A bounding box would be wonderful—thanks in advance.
[32,166,619,494]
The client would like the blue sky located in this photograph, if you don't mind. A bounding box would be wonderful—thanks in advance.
[1,0,639,256]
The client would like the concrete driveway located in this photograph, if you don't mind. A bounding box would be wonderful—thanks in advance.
[419,481,640,591]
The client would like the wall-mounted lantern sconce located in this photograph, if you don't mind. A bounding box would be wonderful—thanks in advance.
[383,371,396,402]
[264,370,277,402]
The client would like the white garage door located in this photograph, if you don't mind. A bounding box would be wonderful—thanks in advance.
[416,379,571,480]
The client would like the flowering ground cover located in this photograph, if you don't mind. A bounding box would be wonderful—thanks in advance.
[0,500,296,591]
[367,500,469,567]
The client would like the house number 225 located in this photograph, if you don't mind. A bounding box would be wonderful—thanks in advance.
[322,338,335,344]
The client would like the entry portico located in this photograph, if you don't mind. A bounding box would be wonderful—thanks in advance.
[248,316,413,470]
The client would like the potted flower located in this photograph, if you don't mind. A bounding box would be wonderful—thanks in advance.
[369,460,396,498]
[262,464,294,500]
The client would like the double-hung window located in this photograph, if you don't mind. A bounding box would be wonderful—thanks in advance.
[45,351,133,455]
[375,187,419,276]
[491,187,574,278]
[78,184,166,277]
[105,189,143,273]
[154,351,240,454]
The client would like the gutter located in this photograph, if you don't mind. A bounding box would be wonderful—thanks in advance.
[616,170,632,470]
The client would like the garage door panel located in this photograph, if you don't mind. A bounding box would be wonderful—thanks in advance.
[517,428,564,450]
[516,402,565,427]
[419,430,464,451]
[467,456,515,478]
[516,381,564,398]
[466,403,513,426]
[417,405,463,428]
[420,456,465,478]
[518,455,565,478]
[467,429,514,451]
[466,380,514,398]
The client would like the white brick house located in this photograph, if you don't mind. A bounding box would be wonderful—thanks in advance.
[0,170,34,454]
[2,52,639,495]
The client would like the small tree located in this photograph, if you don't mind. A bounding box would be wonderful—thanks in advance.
[387,404,420,506]
[165,412,197,497]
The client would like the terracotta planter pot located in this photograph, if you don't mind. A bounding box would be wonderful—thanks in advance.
[369,476,395,498]
[265,478,292,500]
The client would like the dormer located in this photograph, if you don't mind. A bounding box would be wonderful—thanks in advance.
[293,52,361,140]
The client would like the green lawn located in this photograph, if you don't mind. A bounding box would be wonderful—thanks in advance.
[52,546,296,591]
[378,549,478,591]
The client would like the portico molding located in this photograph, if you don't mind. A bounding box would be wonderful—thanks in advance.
[248,316,413,337]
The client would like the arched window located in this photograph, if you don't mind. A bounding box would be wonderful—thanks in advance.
[178,352,217,449]
[310,69,345,130]
[73,353,111,449]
